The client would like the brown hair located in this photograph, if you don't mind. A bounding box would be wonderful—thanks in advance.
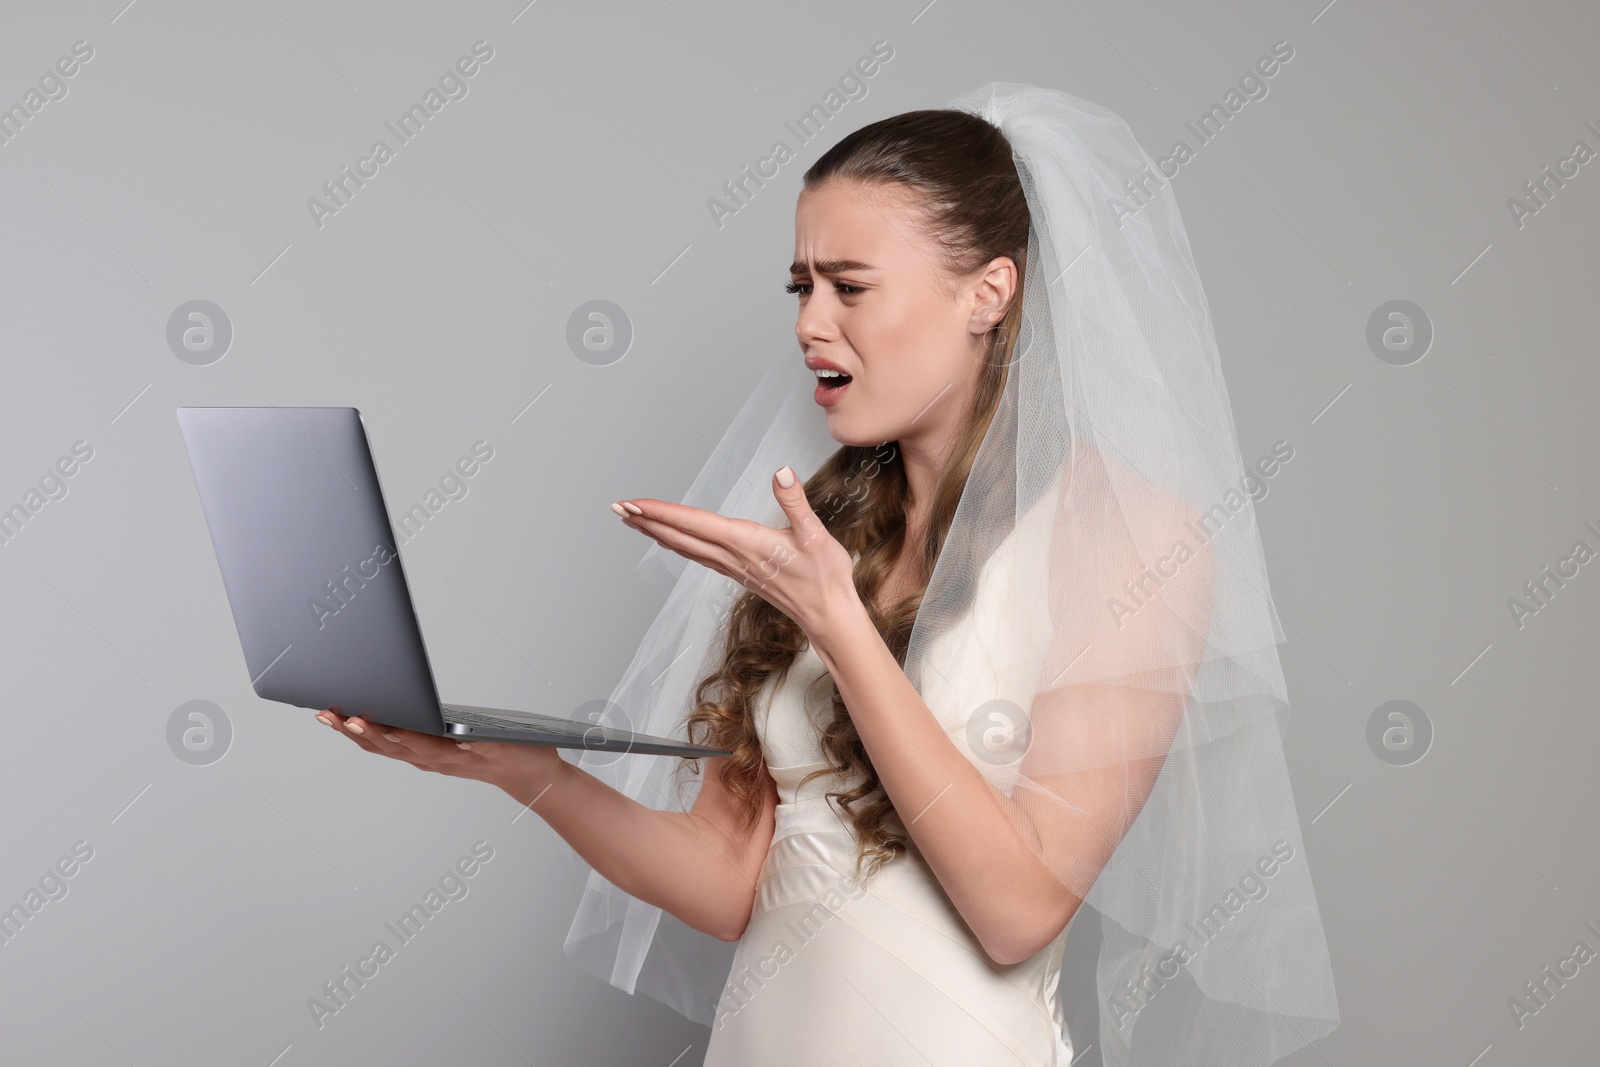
[677,108,1031,883]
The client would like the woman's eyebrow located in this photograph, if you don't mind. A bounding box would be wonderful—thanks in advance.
[789,258,880,276]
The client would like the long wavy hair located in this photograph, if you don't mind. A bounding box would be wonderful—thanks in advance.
[677,107,1031,883]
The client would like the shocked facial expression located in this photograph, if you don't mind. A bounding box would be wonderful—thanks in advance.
[789,179,1012,449]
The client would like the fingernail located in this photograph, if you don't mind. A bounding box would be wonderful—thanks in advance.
[316,713,333,725]
[456,741,474,750]
[610,502,627,517]
[775,466,795,488]
[382,733,400,742]
[346,720,365,735]
[621,501,643,515]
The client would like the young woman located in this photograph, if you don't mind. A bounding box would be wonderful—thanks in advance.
[319,84,1339,1066]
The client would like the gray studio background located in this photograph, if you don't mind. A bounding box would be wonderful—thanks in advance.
[2,0,1595,1063]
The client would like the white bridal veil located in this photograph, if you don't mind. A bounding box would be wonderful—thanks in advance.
[563,82,1340,1066]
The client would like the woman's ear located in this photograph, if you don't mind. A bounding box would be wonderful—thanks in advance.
[967,255,1018,336]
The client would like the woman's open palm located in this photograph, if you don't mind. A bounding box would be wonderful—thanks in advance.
[612,466,860,637]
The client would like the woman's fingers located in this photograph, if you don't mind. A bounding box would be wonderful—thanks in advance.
[318,712,423,765]
[621,514,739,582]
[362,721,478,765]
[354,726,442,772]
[316,711,480,774]
[318,710,383,754]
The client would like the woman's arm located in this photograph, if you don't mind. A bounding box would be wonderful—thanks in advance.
[508,752,778,943]
[607,470,1190,964]
[803,615,1088,966]
[802,477,1205,967]
[610,482,1084,962]
[318,712,777,943]
[804,628,1188,965]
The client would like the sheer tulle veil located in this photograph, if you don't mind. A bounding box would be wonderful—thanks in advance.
[561,82,1340,1066]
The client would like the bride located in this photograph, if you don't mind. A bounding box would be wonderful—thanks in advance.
[318,84,1339,1066]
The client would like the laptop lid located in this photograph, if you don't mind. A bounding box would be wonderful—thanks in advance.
[177,406,448,735]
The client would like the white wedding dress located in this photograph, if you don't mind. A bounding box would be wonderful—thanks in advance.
[703,532,1077,1065]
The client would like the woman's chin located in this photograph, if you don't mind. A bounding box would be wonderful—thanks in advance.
[824,417,888,449]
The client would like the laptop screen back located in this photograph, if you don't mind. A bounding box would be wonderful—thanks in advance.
[177,406,446,734]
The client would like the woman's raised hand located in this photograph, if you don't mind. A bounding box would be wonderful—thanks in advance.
[611,465,862,638]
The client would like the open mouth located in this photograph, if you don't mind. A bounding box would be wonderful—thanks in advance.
[814,371,853,405]
[812,371,851,399]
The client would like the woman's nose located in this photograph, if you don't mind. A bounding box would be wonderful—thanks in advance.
[794,299,835,347]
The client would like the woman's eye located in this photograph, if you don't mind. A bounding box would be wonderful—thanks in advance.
[784,280,862,296]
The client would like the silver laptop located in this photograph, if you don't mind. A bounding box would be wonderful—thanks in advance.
[177,405,727,759]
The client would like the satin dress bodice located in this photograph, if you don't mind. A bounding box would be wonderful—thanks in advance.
[701,614,1076,1065]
